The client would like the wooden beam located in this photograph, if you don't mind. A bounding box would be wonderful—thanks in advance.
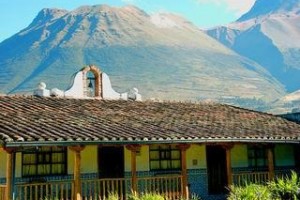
[177,144,190,199]
[4,148,14,200]
[131,149,137,193]
[219,143,234,187]
[126,145,141,194]
[225,147,233,186]
[69,146,85,200]
[267,147,275,181]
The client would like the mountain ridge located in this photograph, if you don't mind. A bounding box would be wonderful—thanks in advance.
[238,0,300,21]
[207,0,300,92]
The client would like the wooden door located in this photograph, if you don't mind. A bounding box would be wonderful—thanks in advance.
[98,146,124,178]
[206,145,228,194]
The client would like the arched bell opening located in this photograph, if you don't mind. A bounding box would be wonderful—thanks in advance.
[86,71,95,97]
[82,65,102,98]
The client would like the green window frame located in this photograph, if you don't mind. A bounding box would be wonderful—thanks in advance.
[149,144,181,171]
[248,146,267,169]
[22,147,67,177]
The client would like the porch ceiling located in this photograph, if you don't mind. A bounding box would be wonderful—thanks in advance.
[0,96,300,147]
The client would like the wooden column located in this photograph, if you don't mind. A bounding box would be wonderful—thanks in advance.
[177,144,190,200]
[267,146,275,181]
[4,148,14,200]
[70,146,85,200]
[224,145,233,186]
[126,145,141,194]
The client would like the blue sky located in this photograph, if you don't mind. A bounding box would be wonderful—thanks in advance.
[0,0,255,42]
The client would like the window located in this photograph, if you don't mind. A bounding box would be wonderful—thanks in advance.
[294,145,300,169]
[22,147,67,177]
[248,146,267,169]
[149,145,181,170]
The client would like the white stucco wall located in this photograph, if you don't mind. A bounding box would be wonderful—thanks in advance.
[102,73,127,100]
[64,72,85,98]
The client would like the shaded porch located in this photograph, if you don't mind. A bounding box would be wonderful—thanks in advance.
[0,143,298,200]
[0,144,189,200]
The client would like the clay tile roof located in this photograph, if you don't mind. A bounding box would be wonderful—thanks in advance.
[0,96,300,147]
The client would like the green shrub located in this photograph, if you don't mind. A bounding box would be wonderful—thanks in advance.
[107,192,120,200]
[227,183,272,200]
[43,197,59,200]
[127,192,165,200]
[190,193,202,200]
[268,171,300,200]
[139,193,165,200]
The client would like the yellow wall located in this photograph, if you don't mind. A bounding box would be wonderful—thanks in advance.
[231,144,248,168]
[0,149,6,178]
[0,151,22,178]
[67,148,74,174]
[68,145,98,174]
[15,152,22,178]
[125,145,149,172]
[275,144,295,166]
[186,144,206,169]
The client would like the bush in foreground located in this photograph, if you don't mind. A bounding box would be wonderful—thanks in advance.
[228,171,300,200]
[227,183,272,200]
[268,171,300,200]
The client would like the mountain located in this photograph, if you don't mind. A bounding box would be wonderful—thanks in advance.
[0,5,285,101]
[268,89,300,114]
[207,0,300,92]
[238,0,300,21]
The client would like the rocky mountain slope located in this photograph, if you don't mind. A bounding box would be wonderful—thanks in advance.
[207,0,300,92]
[0,5,285,101]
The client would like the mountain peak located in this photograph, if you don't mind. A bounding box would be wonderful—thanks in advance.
[68,4,148,16]
[31,8,68,26]
[238,0,300,21]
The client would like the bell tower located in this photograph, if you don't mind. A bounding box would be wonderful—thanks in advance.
[81,65,103,98]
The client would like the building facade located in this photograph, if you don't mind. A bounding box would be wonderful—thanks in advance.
[0,96,300,200]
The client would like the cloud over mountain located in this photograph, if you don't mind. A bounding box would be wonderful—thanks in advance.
[196,0,255,15]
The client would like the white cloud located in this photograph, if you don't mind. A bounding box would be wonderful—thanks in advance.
[196,0,256,15]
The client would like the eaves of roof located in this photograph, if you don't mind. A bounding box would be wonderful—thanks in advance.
[4,137,300,148]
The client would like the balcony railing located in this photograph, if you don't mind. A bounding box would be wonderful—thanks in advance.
[80,175,182,200]
[137,175,183,200]
[233,171,269,186]
[15,180,73,200]
[81,178,128,200]
[11,175,182,200]
[0,185,6,200]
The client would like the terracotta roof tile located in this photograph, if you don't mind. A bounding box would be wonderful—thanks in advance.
[0,96,300,147]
